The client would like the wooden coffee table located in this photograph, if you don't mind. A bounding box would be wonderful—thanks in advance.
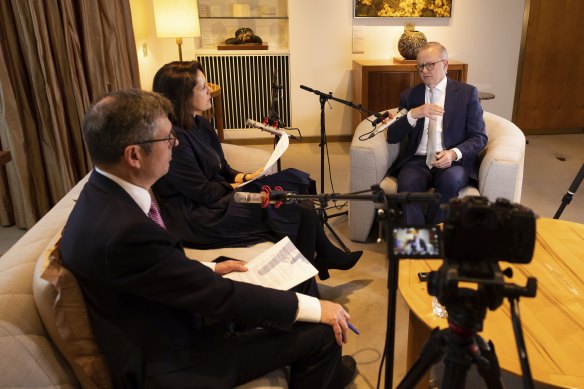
[398,218,584,388]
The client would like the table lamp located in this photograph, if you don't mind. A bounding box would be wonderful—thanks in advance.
[153,0,201,61]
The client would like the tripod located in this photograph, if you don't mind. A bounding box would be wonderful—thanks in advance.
[399,261,537,389]
[300,85,385,252]
[553,162,584,219]
[272,186,442,388]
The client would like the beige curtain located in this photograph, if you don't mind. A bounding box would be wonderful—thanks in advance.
[0,0,140,228]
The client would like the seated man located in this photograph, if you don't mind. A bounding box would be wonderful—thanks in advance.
[60,89,356,388]
[386,42,487,225]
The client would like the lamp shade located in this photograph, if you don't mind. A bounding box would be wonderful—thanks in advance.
[153,0,200,38]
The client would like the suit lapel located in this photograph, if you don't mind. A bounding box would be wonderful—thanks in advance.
[409,85,427,145]
[443,78,460,136]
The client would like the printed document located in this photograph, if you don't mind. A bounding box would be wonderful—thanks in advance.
[237,134,289,187]
[223,236,317,290]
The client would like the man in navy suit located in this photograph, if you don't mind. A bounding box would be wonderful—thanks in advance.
[387,42,487,225]
[61,89,356,388]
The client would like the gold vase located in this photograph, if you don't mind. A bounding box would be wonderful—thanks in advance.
[398,30,427,60]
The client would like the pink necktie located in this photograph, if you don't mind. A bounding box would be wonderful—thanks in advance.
[148,200,166,229]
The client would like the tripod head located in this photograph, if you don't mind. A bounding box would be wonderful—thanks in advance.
[428,260,537,334]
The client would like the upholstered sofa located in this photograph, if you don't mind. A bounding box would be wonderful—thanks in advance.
[348,110,526,242]
[0,143,285,389]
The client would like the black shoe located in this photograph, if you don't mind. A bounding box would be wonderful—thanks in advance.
[332,355,358,388]
[316,251,363,280]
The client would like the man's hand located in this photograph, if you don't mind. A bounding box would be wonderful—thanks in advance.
[319,300,351,346]
[432,149,457,169]
[215,260,248,275]
[411,103,444,120]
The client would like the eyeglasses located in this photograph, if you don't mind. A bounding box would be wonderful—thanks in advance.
[134,129,178,148]
[415,60,444,72]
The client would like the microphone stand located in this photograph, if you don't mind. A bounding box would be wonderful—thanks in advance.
[270,186,441,389]
[300,85,385,253]
[300,84,385,194]
[268,70,284,172]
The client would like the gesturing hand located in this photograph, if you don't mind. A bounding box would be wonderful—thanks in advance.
[411,103,444,120]
[319,300,351,346]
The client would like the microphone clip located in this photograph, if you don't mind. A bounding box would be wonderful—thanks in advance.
[261,185,284,208]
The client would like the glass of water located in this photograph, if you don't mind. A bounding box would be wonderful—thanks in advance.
[432,296,448,318]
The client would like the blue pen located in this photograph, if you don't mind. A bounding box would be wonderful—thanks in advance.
[348,322,360,335]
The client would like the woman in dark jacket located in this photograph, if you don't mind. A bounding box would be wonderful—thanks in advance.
[152,61,361,280]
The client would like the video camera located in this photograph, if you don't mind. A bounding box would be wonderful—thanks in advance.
[443,196,536,263]
[392,196,536,264]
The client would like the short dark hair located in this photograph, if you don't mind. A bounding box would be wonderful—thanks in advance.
[82,88,173,165]
[152,61,206,130]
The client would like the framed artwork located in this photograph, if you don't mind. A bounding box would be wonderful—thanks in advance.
[354,0,452,18]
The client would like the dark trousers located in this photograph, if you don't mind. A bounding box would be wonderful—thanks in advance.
[396,156,469,225]
[144,322,341,389]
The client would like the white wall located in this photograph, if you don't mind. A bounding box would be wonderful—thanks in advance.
[131,0,526,137]
[288,0,525,137]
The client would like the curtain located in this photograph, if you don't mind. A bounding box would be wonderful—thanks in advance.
[0,0,140,229]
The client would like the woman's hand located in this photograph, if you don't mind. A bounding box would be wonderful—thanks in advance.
[247,167,264,180]
[215,260,248,275]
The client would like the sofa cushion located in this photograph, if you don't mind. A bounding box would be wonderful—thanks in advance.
[32,233,112,389]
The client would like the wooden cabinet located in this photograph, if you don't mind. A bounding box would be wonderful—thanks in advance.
[352,59,468,129]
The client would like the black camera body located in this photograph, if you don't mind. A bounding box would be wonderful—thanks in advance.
[443,196,536,263]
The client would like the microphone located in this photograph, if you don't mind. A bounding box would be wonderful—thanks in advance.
[371,111,391,127]
[366,108,408,140]
[234,190,297,206]
[246,119,299,140]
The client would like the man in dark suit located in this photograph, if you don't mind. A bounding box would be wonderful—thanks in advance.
[60,89,356,388]
[387,42,488,224]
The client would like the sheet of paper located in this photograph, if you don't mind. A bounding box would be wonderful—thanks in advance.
[223,236,317,290]
[238,134,289,187]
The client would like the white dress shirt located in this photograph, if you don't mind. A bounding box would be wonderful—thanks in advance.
[406,77,462,161]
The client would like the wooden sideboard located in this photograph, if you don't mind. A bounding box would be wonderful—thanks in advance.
[352,59,468,130]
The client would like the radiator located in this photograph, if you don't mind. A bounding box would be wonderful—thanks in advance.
[198,54,291,132]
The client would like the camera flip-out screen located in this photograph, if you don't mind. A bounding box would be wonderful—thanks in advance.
[392,226,443,259]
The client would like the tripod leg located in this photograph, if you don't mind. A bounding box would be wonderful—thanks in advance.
[441,330,475,389]
[397,328,447,389]
[474,337,504,389]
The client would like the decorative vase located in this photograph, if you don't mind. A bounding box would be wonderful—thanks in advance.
[398,30,427,60]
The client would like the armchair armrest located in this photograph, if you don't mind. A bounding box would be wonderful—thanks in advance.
[478,112,526,203]
[349,110,400,242]
[222,143,276,175]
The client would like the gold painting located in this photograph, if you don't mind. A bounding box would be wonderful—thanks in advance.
[355,0,452,18]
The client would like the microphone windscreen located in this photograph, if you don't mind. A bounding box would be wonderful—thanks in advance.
[233,192,264,204]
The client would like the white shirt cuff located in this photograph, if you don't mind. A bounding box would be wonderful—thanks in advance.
[201,261,216,271]
[407,110,417,127]
[452,147,462,161]
[294,293,321,323]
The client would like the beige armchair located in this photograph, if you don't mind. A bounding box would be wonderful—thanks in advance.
[348,110,526,242]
